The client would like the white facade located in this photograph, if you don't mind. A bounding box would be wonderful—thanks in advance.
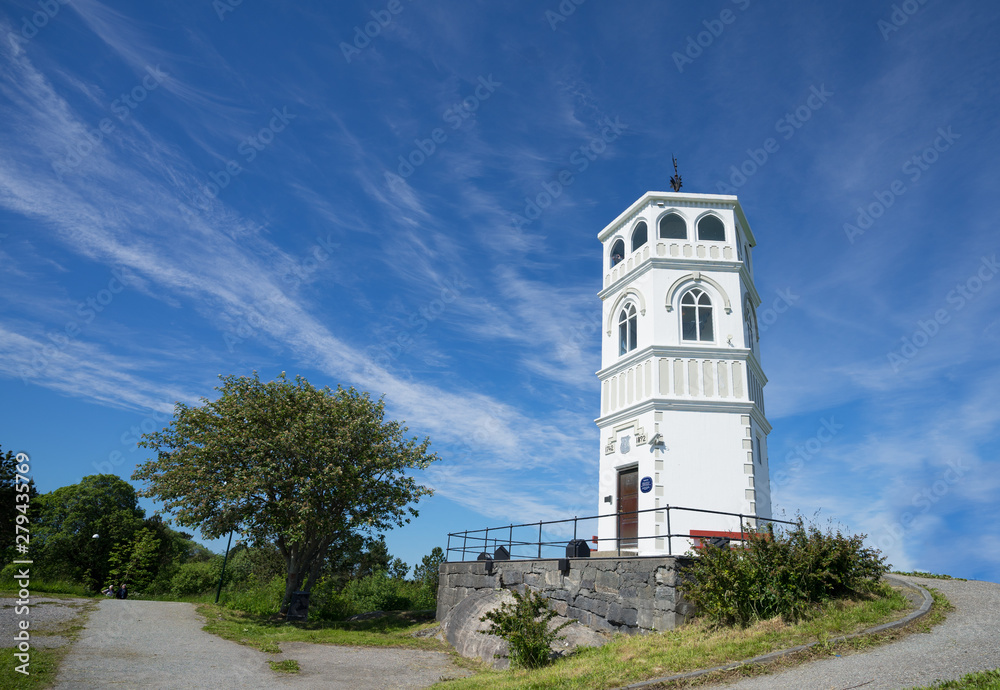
[595,191,771,555]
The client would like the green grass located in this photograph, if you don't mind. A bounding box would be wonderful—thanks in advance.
[197,603,451,655]
[0,595,98,689]
[268,659,300,673]
[893,570,968,581]
[0,580,94,597]
[434,583,945,690]
[0,647,61,688]
[908,668,1000,689]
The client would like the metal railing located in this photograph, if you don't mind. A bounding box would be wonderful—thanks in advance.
[445,504,797,562]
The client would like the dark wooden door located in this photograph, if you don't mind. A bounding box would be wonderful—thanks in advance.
[617,467,638,550]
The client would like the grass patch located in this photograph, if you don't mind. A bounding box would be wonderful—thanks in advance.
[0,647,61,688]
[893,570,968,581]
[268,659,300,673]
[0,580,94,597]
[435,583,945,690]
[907,668,1000,689]
[197,603,451,655]
[0,595,98,689]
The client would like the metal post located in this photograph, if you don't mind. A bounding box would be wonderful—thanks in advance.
[462,531,468,561]
[214,530,234,604]
[446,533,451,562]
[666,505,672,556]
[537,521,542,559]
[484,527,489,557]
[508,524,513,558]
[573,516,578,541]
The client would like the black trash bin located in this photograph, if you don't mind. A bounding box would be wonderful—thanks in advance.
[566,539,591,558]
[287,590,310,621]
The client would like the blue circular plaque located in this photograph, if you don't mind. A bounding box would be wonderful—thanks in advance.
[640,476,653,493]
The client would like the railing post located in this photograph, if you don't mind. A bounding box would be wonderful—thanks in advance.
[573,516,578,541]
[446,533,451,561]
[462,531,468,561]
[484,527,489,557]
[538,521,543,559]
[508,524,513,557]
[666,505,672,556]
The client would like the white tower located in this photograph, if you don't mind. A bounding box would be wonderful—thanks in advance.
[595,191,771,555]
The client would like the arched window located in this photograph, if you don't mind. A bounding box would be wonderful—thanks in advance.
[681,288,714,342]
[610,238,625,267]
[744,311,755,350]
[631,222,647,252]
[697,215,726,241]
[659,213,686,239]
[618,304,637,355]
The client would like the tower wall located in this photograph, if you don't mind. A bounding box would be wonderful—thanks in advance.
[595,192,771,555]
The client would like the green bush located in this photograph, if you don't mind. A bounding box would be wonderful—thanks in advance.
[220,574,285,616]
[479,588,572,670]
[682,520,888,627]
[341,570,408,613]
[169,559,223,597]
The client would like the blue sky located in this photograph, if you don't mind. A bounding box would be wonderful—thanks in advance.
[1,0,998,582]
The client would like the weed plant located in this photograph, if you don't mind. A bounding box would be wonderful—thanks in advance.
[479,588,572,670]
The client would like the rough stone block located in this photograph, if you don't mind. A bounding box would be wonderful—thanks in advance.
[595,569,619,593]
[607,602,624,625]
[545,569,564,586]
[621,608,638,627]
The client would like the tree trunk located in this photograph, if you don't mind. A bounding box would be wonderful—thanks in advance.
[280,549,302,615]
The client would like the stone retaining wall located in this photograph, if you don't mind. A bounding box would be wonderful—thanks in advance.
[436,556,697,633]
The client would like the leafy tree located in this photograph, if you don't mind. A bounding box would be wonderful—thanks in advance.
[108,527,161,593]
[133,372,437,614]
[0,445,38,562]
[356,537,392,579]
[388,557,409,580]
[414,546,445,591]
[31,475,145,590]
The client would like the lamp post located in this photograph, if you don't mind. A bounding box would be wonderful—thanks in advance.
[214,531,234,604]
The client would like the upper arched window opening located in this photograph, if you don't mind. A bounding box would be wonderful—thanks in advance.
[659,213,686,240]
[631,222,648,252]
[619,303,637,356]
[681,288,714,342]
[610,238,625,267]
[697,215,726,242]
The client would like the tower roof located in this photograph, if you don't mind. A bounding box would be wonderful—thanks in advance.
[597,191,756,246]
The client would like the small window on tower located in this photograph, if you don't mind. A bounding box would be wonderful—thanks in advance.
[697,215,726,241]
[659,213,686,240]
[631,222,647,252]
[610,238,625,267]
[681,288,714,342]
[618,303,637,356]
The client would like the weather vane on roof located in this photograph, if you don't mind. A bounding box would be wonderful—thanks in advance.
[669,155,682,192]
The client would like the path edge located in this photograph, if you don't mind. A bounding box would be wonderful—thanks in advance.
[622,574,935,689]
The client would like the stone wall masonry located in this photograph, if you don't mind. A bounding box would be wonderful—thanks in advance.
[436,556,697,634]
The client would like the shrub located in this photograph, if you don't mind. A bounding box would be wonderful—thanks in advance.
[479,588,572,670]
[220,574,285,616]
[341,569,408,613]
[682,519,888,627]
[169,559,223,597]
[308,577,357,621]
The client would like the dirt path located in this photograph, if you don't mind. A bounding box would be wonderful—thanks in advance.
[54,600,470,689]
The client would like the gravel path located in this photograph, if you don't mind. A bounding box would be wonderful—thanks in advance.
[695,576,1000,690]
[54,600,470,689]
[0,595,93,650]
